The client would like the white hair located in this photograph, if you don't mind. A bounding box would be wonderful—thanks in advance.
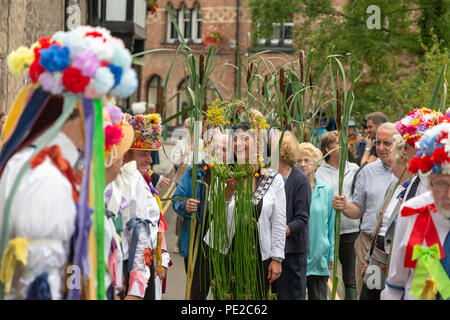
[131,102,147,115]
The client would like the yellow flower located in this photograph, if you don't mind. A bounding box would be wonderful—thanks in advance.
[147,114,161,125]
[261,169,267,175]
[7,46,35,76]
[260,163,265,168]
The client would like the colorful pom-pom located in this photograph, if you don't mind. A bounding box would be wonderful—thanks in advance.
[39,45,70,72]
[62,66,90,94]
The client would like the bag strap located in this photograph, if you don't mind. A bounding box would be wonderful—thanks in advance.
[371,167,407,242]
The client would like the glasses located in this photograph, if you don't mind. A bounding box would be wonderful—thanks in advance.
[298,158,313,165]
[375,140,392,147]
[431,180,450,193]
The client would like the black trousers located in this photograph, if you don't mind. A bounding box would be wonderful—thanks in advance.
[359,235,385,300]
[339,232,358,290]
[272,252,307,300]
[122,260,155,300]
[183,241,212,300]
[307,275,329,300]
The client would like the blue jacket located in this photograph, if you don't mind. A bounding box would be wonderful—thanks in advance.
[307,178,336,276]
[172,164,208,259]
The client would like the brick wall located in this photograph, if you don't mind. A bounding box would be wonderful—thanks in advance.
[141,0,298,127]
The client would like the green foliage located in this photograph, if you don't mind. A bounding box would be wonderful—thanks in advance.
[248,0,449,123]
[387,34,448,117]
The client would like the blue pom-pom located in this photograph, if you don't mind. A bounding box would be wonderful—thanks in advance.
[39,45,70,72]
[107,64,123,88]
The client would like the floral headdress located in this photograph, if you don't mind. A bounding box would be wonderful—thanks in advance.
[103,106,134,168]
[408,122,450,175]
[126,113,162,151]
[396,107,444,148]
[6,25,137,98]
[203,99,270,178]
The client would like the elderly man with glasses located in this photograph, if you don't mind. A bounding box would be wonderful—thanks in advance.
[333,122,398,298]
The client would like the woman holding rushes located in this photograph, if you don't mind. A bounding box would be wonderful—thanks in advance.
[203,103,286,299]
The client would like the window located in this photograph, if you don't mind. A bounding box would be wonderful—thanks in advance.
[257,22,293,47]
[147,75,163,114]
[192,3,202,43]
[166,2,202,44]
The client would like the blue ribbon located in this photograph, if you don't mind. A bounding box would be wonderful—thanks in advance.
[0,88,50,169]
[67,98,95,300]
[126,217,153,273]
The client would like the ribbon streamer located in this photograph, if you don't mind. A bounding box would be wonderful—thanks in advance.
[410,244,450,300]
[92,98,106,300]
[67,98,95,300]
[126,217,152,273]
[401,204,444,268]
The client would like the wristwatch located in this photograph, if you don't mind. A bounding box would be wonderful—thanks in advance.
[272,257,283,263]
[365,147,371,152]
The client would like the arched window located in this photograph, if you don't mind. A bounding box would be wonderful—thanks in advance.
[147,75,163,114]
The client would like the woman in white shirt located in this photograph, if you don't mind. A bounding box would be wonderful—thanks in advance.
[206,121,286,299]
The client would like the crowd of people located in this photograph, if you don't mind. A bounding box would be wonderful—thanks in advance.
[0,25,448,301]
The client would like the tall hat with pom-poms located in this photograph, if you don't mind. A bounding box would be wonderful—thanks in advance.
[408,122,450,176]
[396,107,444,148]
[0,26,139,301]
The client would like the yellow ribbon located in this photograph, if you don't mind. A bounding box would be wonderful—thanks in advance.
[410,244,450,300]
[154,193,163,273]
[1,84,34,142]
[0,238,29,294]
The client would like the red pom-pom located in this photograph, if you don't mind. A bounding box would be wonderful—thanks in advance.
[431,147,450,164]
[104,125,123,149]
[29,60,45,83]
[62,67,90,94]
[34,37,58,60]
[408,157,420,174]
[417,155,434,173]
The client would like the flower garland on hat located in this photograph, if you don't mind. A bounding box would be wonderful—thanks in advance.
[203,99,270,180]
[408,122,450,175]
[126,113,162,151]
[6,25,137,99]
[396,107,444,148]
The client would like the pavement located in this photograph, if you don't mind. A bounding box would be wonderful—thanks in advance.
[153,140,345,300]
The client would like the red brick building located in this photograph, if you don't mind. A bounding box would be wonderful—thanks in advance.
[140,0,298,128]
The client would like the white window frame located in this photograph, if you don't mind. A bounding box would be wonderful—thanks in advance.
[166,4,178,43]
[182,5,192,40]
[282,22,293,46]
[256,21,293,47]
[191,3,202,44]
